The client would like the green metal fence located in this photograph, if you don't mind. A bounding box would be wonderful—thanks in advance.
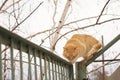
[0,26,119,80]
[0,26,74,80]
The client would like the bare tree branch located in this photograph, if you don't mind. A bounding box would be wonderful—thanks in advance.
[0,0,22,14]
[40,29,57,46]
[63,15,99,26]
[12,0,19,28]
[26,27,57,39]
[64,14,120,26]
[96,0,111,24]
[47,0,59,48]
[54,17,120,48]
[11,1,44,31]
[52,0,58,26]
[0,0,8,10]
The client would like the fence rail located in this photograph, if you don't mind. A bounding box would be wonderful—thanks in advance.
[0,26,74,80]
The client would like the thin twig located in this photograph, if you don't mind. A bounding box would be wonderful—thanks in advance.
[26,27,57,39]
[96,0,111,24]
[0,0,23,14]
[0,0,8,10]
[52,0,58,27]
[12,0,19,27]
[63,15,102,26]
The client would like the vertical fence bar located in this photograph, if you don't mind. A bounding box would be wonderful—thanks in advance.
[65,65,67,80]
[28,47,32,80]
[48,57,51,80]
[55,61,57,80]
[34,49,37,80]
[10,38,15,80]
[39,52,43,80]
[69,65,74,80]
[52,60,55,80]
[61,63,63,80]
[66,65,69,80]
[64,65,67,80]
[0,36,2,80]
[63,64,65,80]
[59,62,62,80]
[19,42,23,80]
[58,62,60,80]
[44,54,47,80]
[62,64,66,80]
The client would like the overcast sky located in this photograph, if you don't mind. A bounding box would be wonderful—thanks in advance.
[0,0,120,78]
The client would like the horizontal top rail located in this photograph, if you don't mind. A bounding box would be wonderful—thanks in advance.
[86,34,120,66]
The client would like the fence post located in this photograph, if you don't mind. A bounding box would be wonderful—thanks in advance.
[75,61,87,80]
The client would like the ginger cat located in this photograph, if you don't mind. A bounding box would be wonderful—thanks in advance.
[63,34,102,63]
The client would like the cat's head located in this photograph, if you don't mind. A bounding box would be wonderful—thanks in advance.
[63,44,79,63]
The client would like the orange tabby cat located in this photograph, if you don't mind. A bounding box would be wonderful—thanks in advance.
[63,34,102,63]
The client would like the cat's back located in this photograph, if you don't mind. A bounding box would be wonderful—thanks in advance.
[71,34,99,45]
